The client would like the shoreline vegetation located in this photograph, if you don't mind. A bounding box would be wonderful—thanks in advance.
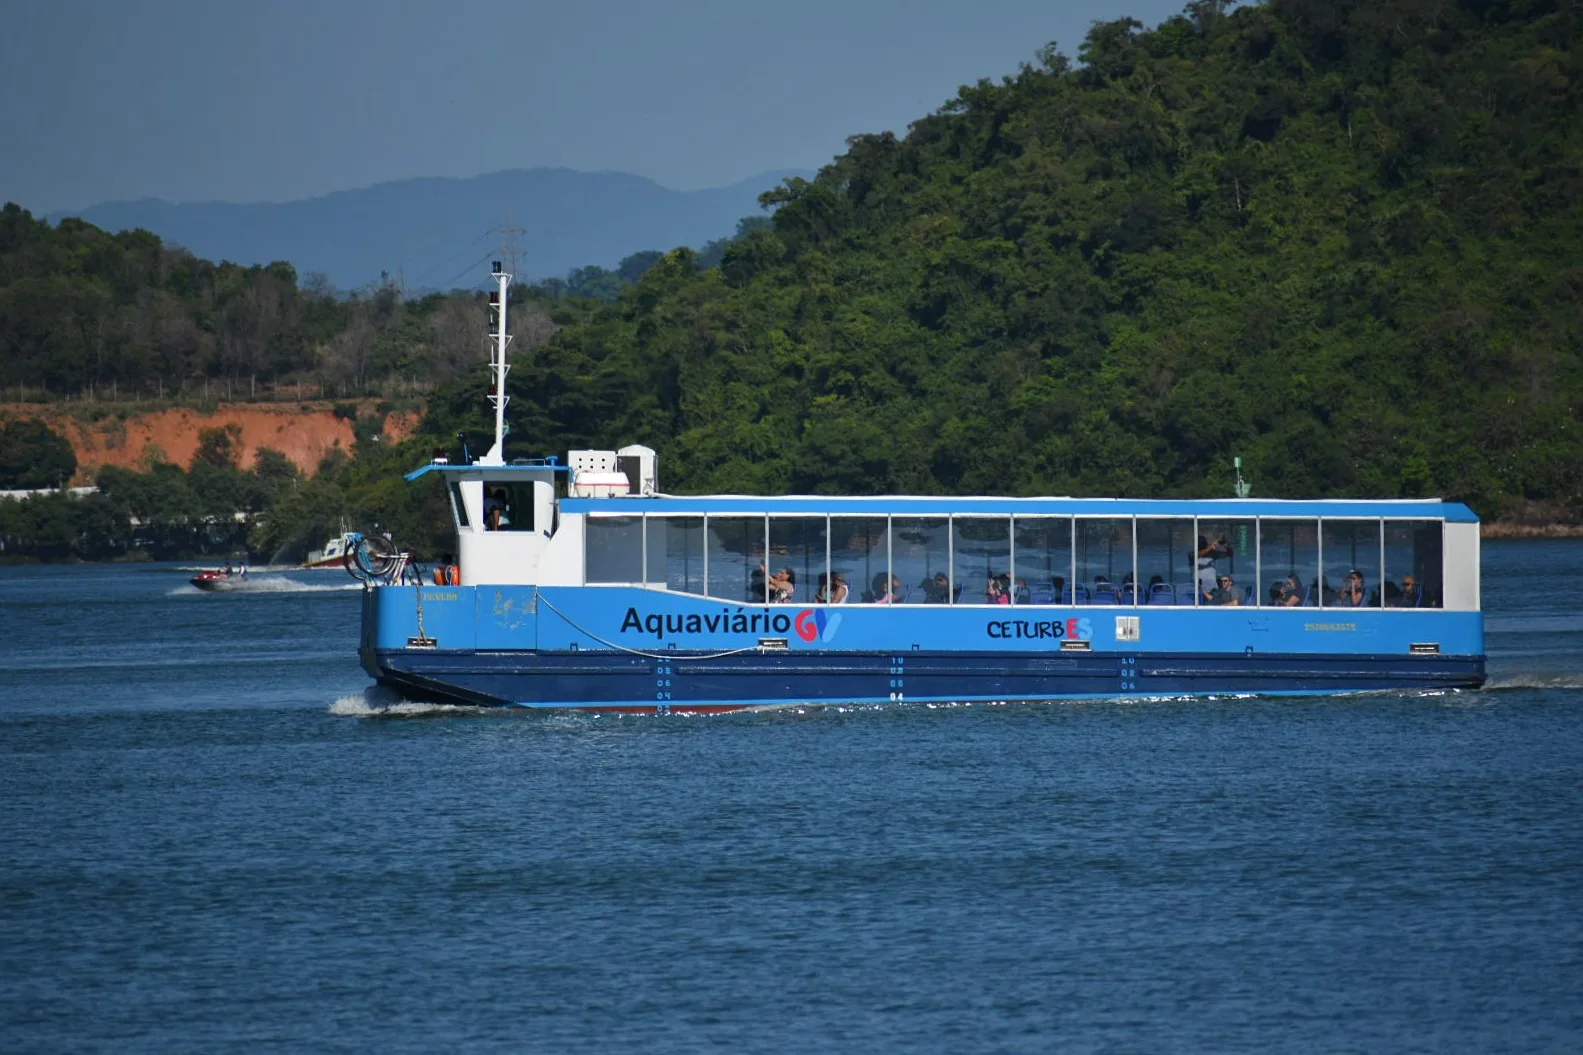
[1481,522,1583,540]
[3,2,1581,562]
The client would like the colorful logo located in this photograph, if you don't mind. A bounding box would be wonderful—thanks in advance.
[794,608,842,643]
[985,616,1092,641]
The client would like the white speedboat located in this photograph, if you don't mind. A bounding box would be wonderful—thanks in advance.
[303,530,355,570]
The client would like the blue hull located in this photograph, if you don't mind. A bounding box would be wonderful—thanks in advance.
[360,585,1485,712]
[365,646,1486,712]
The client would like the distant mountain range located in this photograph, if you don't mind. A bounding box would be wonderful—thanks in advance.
[48,167,811,291]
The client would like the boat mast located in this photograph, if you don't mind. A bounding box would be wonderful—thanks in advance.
[482,259,512,465]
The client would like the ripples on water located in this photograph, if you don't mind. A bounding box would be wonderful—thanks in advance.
[2,545,1580,1053]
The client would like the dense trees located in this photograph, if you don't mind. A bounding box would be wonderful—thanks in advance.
[0,206,611,398]
[2,0,1580,563]
[429,0,1582,520]
[0,419,76,488]
[0,210,757,396]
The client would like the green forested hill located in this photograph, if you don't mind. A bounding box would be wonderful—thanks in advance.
[4,0,1581,565]
[0,207,642,399]
[442,0,1581,519]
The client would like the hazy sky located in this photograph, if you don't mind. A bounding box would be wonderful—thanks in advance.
[2,0,1189,214]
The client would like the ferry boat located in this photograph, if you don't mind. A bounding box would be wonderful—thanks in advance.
[355,263,1485,712]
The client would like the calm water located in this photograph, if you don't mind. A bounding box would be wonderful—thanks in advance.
[2,544,1581,1053]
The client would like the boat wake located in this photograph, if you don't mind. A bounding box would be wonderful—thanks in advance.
[1482,673,1583,691]
[169,575,361,596]
[329,686,490,718]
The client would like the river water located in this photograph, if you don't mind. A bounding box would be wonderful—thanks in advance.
[2,543,1580,1053]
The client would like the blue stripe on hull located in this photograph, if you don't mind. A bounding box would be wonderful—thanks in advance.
[366,648,1486,711]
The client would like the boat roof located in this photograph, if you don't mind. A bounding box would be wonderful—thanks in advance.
[405,463,1478,522]
[405,461,568,482]
[565,494,1479,522]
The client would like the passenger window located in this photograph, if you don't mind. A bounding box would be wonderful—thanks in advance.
[1075,518,1132,605]
[768,517,826,605]
[1195,518,1256,606]
[483,483,534,532]
[954,517,1011,605]
[1013,516,1071,605]
[706,516,766,602]
[1321,519,1381,608]
[1384,520,1442,608]
[647,516,703,594]
[1135,518,1196,606]
[891,517,951,604]
[1259,519,1318,608]
[449,481,470,529]
[585,515,643,583]
[831,516,889,604]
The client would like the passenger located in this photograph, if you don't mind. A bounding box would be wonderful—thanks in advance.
[829,573,850,605]
[769,567,796,603]
[924,571,951,604]
[1338,570,1368,607]
[986,577,1009,605]
[1196,535,1232,600]
[872,572,895,605]
[1277,572,1303,607]
[1382,580,1403,607]
[222,561,233,576]
[814,572,830,604]
[1399,575,1422,607]
[1211,574,1242,606]
[1015,578,1030,605]
[750,561,768,602]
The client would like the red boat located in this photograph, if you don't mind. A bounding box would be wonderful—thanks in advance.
[190,566,246,592]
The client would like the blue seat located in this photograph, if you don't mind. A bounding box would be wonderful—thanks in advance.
[1093,587,1118,606]
[1244,586,1255,606]
[1120,584,1137,606]
[1175,582,1198,606]
[1062,585,1090,605]
[1029,580,1056,605]
[1148,583,1174,605]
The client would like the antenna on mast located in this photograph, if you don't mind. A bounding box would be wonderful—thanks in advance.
[494,216,526,277]
[479,217,526,465]
[1233,456,1252,498]
[481,257,513,465]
